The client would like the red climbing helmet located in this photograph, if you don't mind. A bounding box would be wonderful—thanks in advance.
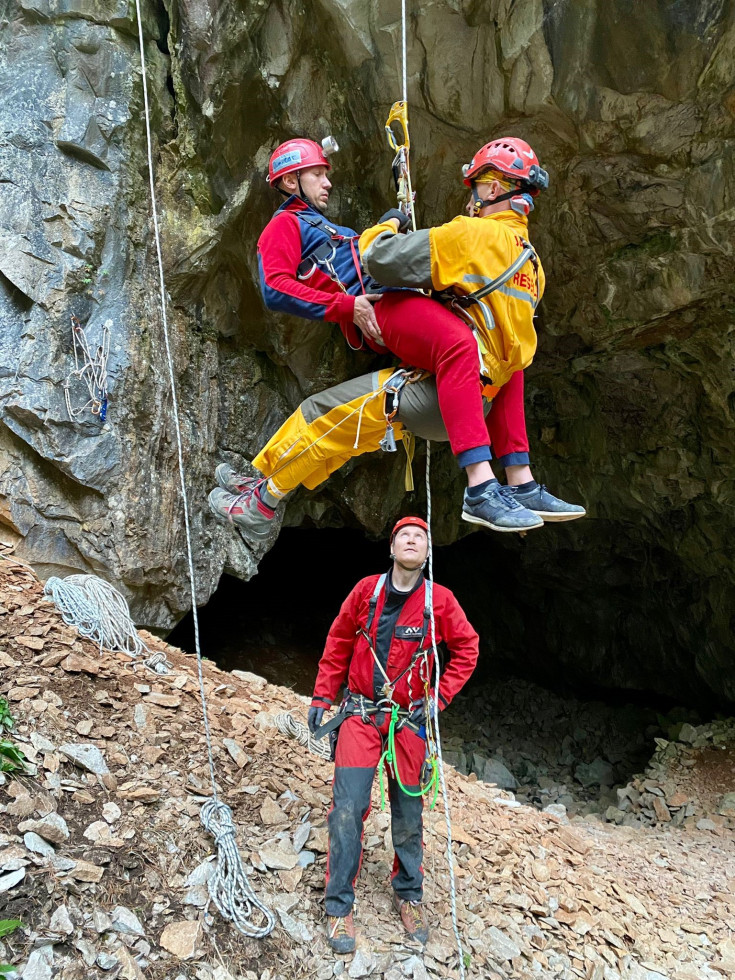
[462,137,549,193]
[391,516,429,541]
[267,138,331,185]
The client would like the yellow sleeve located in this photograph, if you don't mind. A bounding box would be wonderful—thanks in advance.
[428,217,476,292]
[358,220,397,257]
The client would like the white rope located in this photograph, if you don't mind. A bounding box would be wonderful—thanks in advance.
[43,574,170,674]
[63,315,110,422]
[426,443,466,980]
[133,2,274,939]
[400,0,408,104]
[397,0,418,232]
[390,0,465,968]
[275,712,332,760]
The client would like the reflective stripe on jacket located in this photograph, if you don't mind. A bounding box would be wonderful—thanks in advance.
[359,211,546,388]
[311,573,479,712]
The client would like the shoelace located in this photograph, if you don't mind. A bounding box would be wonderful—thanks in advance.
[231,474,260,493]
[496,483,525,510]
[403,901,424,929]
[329,916,349,938]
[226,484,259,517]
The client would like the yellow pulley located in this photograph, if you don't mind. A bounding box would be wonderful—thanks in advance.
[385,100,410,152]
[384,100,416,229]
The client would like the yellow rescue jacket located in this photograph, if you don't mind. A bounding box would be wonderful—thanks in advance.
[360,211,545,388]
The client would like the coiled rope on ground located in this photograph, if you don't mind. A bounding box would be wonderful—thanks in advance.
[275,711,332,760]
[43,574,170,674]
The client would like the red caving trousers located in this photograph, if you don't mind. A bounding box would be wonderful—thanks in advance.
[486,368,531,467]
[325,714,427,917]
[373,292,530,467]
[374,292,490,462]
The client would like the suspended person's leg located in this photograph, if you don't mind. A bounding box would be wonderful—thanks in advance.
[324,716,383,951]
[376,291,542,533]
[487,370,586,522]
[208,370,409,550]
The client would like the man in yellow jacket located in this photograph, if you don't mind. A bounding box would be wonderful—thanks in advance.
[209,139,584,550]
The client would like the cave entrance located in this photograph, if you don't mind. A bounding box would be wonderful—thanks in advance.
[169,527,700,821]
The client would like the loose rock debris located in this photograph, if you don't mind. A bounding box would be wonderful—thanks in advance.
[1,555,734,980]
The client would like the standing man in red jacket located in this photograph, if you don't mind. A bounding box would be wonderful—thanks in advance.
[307,517,479,952]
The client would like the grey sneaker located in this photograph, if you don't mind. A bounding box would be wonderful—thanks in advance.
[462,482,544,533]
[215,462,261,496]
[510,484,586,522]
[208,486,275,547]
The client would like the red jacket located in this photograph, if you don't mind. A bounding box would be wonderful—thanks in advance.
[311,574,479,712]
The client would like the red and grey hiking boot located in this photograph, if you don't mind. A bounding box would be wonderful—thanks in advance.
[326,912,356,954]
[214,462,262,496]
[392,893,429,944]
[208,486,275,548]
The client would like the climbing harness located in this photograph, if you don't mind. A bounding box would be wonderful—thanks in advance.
[291,204,383,351]
[43,574,171,674]
[133,0,275,939]
[63,315,110,422]
[374,367,425,455]
[294,209,370,293]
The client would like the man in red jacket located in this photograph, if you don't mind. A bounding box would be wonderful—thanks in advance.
[307,516,479,952]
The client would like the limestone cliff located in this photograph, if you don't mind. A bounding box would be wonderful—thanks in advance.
[1,0,734,702]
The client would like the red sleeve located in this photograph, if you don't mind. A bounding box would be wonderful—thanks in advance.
[258,212,355,323]
[311,579,368,707]
[433,587,479,708]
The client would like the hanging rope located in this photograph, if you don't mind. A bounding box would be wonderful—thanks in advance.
[43,574,171,674]
[63,315,110,422]
[425,443,466,979]
[387,1,466,972]
[275,712,332,761]
[133,0,274,939]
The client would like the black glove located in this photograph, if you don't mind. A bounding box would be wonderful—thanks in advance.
[379,208,411,232]
[409,703,424,726]
[308,706,325,734]
[409,698,435,728]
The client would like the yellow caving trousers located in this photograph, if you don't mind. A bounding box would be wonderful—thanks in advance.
[252,369,411,501]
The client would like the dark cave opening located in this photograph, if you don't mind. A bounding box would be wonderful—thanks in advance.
[168,527,712,817]
[169,526,705,710]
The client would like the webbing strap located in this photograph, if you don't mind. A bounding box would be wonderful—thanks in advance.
[362,576,434,699]
[365,573,387,634]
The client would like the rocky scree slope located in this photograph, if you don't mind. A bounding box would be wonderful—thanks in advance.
[1,555,735,980]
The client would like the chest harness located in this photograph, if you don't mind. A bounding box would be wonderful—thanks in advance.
[293,209,383,295]
[292,208,384,351]
[439,240,540,399]
[314,574,440,806]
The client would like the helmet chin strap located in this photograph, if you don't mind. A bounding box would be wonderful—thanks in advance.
[471,182,533,216]
[276,172,326,213]
[297,173,326,213]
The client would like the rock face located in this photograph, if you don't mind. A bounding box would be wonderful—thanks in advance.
[1,1,734,702]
